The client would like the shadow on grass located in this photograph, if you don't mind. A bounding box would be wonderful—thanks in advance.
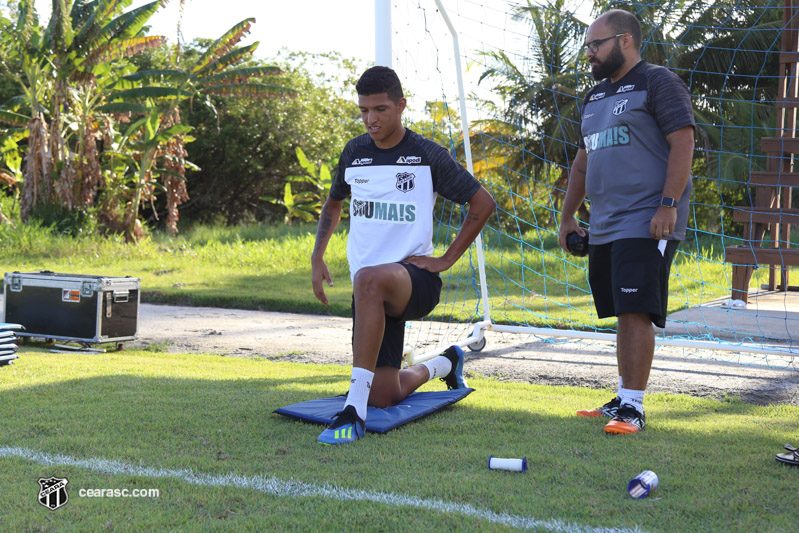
[142,271,353,317]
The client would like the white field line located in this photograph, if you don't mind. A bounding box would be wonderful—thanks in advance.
[1,446,643,533]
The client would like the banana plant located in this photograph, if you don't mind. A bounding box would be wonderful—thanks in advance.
[264,146,347,223]
[263,182,318,225]
[101,98,197,239]
[0,0,168,222]
[100,17,293,236]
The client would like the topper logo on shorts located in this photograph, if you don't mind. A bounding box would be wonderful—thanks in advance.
[620,287,639,293]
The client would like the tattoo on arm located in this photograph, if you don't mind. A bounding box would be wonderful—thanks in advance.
[464,212,482,226]
[314,206,334,255]
[317,206,332,237]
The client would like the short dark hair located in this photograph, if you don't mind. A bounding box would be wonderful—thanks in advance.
[603,9,642,50]
[356,66,404,102]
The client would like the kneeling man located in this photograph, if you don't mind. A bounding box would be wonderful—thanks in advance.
[311,66,495,445]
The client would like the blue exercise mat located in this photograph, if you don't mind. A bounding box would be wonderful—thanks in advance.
[274,388,474,434]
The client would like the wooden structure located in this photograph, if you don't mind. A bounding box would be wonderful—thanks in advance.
[725,0,799,303]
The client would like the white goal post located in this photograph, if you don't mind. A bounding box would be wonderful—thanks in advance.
[372,0,799,364]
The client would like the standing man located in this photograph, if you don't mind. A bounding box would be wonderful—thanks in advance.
[558,10,695,434]
[312,66,496,445]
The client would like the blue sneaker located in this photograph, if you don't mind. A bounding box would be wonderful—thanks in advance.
[317,405,365,445]
[441,345,467,390]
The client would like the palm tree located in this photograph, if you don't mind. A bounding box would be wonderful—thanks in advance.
[472,0,589,229]
[602,0,783,232]
[0,0,168,224]
[100,17,292,237]
[0,2,291,239]
[473,0,783,233]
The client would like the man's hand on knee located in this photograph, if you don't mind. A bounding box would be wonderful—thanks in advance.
[403,254,450,273]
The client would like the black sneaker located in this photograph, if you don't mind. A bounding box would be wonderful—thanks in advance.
[317,405,365,445]
[577,396,621,418]
[605,404,646,434]
[440,345,467,390]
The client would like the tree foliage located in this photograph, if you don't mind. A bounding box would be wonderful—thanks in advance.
[0,1,292,239]
[469,0,783,236]
[473,0,589,231]
[164,49,363,225]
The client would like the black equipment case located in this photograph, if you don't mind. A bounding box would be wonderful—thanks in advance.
[3,271,140,345]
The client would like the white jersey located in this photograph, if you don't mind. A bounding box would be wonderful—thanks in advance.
[330,129,480,281]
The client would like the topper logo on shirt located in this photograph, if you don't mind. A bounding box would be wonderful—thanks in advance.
[396,156,421,164]
[616,84,635,93]
[395,172,415,193]
[612,99,628,116]
[588,91,605,102]
[352,158,373,166]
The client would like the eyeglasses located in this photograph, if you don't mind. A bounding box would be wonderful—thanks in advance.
[584,33,626,54]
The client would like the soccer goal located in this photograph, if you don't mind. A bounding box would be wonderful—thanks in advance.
[373,0,799,366]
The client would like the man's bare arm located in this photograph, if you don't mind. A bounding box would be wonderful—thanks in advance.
[558,148,588,252]
[404,186,496,273]
[311,198,344,305]
[649,126,694,239]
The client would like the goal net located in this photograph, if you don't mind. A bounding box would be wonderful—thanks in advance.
[386,0,799,366]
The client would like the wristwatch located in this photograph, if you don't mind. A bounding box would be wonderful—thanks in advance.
[660,197,677,208]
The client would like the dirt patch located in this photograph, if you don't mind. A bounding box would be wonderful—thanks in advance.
[132,303,799,406]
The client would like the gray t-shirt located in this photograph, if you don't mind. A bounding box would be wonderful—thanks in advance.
[579,61,695,244]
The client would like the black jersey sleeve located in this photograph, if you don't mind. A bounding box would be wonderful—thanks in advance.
[421,138,481,205]
[329,141,353,201]
[646,67,695,137]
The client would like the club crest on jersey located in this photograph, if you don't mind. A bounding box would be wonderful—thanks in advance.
[352,158,373,166]
[395,172,415,193]
[612,99,628,115]
[616,84,635,93]
[396,156,421,164]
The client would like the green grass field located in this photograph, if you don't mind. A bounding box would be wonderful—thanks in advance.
[0,220,775,331]
[1,348,797,532]
[1,221,797,530]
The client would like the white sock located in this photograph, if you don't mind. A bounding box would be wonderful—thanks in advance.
[421,356,453,382]
[619,387,645,413]
[617,376,624,397]
[343,367,373,421]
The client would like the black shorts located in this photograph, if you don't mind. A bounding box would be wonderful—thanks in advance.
[351,262,443,369]
[588,238,679,329]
